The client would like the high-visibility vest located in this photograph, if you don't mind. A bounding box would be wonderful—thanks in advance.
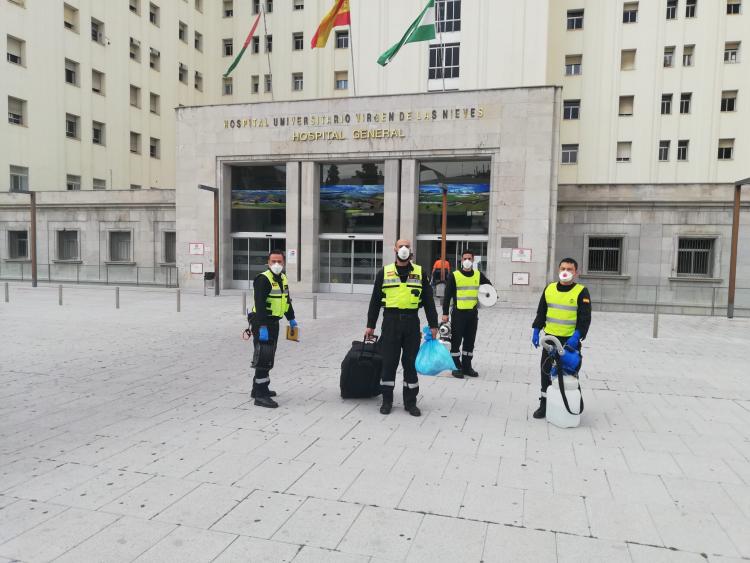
[252,270,290,318]
[543,282,584,337]
[381,263,423,309]
[452,269,480,310]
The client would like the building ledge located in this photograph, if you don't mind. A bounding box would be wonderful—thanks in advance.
[105,261,136,266]
[668,276,723,283]
[158,262,176,267]
[3,258,31,262]
[580,274,631,280]
[52,259,82,264]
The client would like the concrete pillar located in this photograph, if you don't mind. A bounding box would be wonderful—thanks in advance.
[383,159,401,266]
[299,161,320,293]
[399,159,419,249]
[286,161,301,283]
[218,162,233,290]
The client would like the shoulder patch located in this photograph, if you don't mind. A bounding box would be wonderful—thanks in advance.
[582,297,591,304]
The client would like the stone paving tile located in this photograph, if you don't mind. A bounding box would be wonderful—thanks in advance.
[586,496,663,545]
[482,524,556,563]
[292,545,370,563]
[211,489,304,539]
[628,543,708,562]
[458,482,524,525]
[647,504,739,557]
[0,498,68,544]
[212,536,300,562]
[398,477,467,517]
[233,457,313,492]
[184,451,267,485]
[556,534,633,563]
[340,469,414,509]
[286,463,362,500]
[5,462,104,502]
[523,490,590,536]
[153,482,251,529]
[272,497,362,549]
[100,475,199,519]
[337,506,423,561]
[405,514,486,563]
[51,468,153,510]
[131,525,236,563]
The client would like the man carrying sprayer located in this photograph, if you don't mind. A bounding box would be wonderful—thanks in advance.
[531,257,591,419]
[441,250,493,378]
[250,249,297,409]
[365,239,439,417]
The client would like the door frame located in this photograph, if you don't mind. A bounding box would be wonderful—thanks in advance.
[230,232,286,289]
[319,233,384,294]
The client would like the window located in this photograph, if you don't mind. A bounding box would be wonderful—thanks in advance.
[718,138,734,160]
[92,121,105,145]
[567,9,584,30]
[224,0,233,17]
[619,95,634,116]
[335,30,349,49]
[565,54,582,75]
[63,3,78,32]
[721,90,737,112]
[588,237,622,274]
[93,178,106,190]
[223,76,233,95]
[178,63,187,83]
[429,43,460,79]
[57,230,79,261]
[724,42,740,63]
[7,96,25,125]
[194,31,203,51]
[563,99,580,120]
[130,85,141,107]
[561,144,578,164]
[677,238,713,276]
[178,21,187,42]
[64,58,79,85]
[661,93,673,114]
[149,137,160,159]
[8,231,28,259]
[9,165,28,192]
[685,0,697,17]
[658,140,670,161]
[266,0,273,13]
[251,75,259,94]
[334,70,348,90]
[435,0,461,32]
[264,74,272,92]
[149,48,160,70]
[616,141,632,162]
[65,113,79,139]
[130,131,141,154]
[195,0,202,12]
[195,71,203,91]
[91,18,104,43]
[130,184,141,190]
[149,92,160,114]
[682,45,694,66]
[677,139,689,161]
[129,0,139,14]
[293,0,304,9]
[727,0,741,14]
[223,38,233,57]
[666,0,677,19]
[252,37,260,54]
[7,35,24,66]
[292,72,303,91]
[620,49,635,70]
[149,3,159,26]
[292,33,303,51]
[129,37,141,61]
[663,46,675,67]
[91,69,105,94]
[109,231,131,262]
[66,174,81,191]
[680,92,692,114]
[164,231,176,263]
[623,2,638,22]
[265,35,272,53]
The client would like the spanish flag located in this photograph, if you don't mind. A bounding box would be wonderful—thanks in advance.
[311,0,350,49]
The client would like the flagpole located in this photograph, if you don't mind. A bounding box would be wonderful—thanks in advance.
[261,5,274,101]
[348,14,357,96]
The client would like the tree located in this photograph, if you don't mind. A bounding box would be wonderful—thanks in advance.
[324,164,340,186]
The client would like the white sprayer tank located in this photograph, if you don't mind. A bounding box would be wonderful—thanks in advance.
[546,375,582,428]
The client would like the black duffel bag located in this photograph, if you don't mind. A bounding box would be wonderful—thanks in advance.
[340,337,382,399]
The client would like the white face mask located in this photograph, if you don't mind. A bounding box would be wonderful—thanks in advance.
[270,263,284,275]
[462,259,473,270]
[397,246,411,261]
[559,270,574,283]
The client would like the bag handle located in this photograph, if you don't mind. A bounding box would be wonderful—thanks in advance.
[555,359,584,415]
[358,335,378,362]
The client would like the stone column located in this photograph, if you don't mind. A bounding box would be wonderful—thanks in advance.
[285,161,301,284]
[399,159,419,248]
[218,162,233,291]
[299,161,320,293]
[383,159,400,266]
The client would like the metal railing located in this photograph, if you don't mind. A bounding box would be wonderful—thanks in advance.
[0,262,178,288]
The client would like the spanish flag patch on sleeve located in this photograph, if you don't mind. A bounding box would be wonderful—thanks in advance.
[582,298,591,304]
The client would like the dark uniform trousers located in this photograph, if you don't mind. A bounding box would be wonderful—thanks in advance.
[380,311,421,406]
[540,334,582,396]
[450,308,478,371]
[251,317,280,397]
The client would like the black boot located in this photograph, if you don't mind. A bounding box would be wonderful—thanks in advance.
[380,401,392,415]
[405,404,421,417]
[254,396,279,408]
[451,370,465,379]
[251,389,277,398]
[462,356,478,377]
[533,398,546,419]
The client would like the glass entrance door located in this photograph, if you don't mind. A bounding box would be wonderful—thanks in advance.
[319,236,383,293]
[232,234,286,289]
[416,235,489,283]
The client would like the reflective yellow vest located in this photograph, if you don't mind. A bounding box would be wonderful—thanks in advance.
[452,269,480,310]
[543,282,584,337]
[252,270,290,318]
[381,263,423,309]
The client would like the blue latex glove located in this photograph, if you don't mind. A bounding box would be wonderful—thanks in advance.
[422,326,433,341]
[290,319,298,329]
[532,328,540,348]
[259,326,269,342]
[566,330,581,350]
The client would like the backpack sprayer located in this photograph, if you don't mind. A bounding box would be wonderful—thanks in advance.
[540,334,584,428]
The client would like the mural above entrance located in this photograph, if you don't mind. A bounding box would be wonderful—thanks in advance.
[418,183,489,215]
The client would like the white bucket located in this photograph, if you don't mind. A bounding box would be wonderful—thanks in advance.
[546,376,582,428]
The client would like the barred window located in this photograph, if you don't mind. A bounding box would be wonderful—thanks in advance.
[109,231,131,262]
[588,237,622,274]
[9,230,28,259]
[677,238,713,276]
[435,0,461,32]
[57,230,79,260]
[164,231,176,263]
[428,43,460,79]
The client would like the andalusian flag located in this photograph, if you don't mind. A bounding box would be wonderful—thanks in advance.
[311,0,350,49]
[377,0,436,66]
[223,11,262,77]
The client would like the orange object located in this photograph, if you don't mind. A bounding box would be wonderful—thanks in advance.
[311,0,350,49]
[432,259,450,272]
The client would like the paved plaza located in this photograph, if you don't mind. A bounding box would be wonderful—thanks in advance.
[1,284,750,562]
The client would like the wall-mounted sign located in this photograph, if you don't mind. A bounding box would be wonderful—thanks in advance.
[512,272,530,285]
[511,248,532,263]
[190,263,204,274]
[189,243,204,256]
[287,249,297,264]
